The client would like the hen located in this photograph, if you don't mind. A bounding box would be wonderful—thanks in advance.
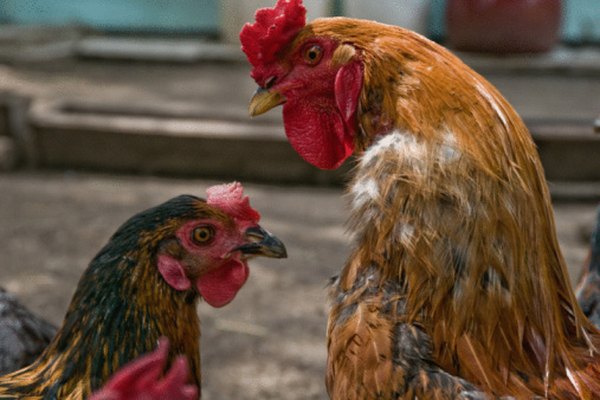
[240,1,600,398]
[0,288,56,375]
[0,182,286,399]
[577,206,600,329]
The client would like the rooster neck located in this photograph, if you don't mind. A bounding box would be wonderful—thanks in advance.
[0,247,201,399]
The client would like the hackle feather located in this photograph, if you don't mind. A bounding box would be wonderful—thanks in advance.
[309,18,600,398]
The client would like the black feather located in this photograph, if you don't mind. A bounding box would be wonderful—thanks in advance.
[0,288,57,375]
[0,194,208,398]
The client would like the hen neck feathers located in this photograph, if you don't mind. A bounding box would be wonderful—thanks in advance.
[0,241,201,399]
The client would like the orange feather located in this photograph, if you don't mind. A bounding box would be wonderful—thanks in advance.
[242,5,600,397]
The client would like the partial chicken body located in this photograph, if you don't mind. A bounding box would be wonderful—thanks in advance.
[0,288,56,375]
[577,206,600,329]
[0,183,286,399]
[241,1,600,398]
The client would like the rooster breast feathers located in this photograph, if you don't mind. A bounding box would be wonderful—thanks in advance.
[332,26,600,398]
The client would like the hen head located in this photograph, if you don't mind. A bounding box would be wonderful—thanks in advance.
[124,182,286,308]
[241,0,364,170]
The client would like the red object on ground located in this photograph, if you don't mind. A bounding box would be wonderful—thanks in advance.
[446,0,562,53]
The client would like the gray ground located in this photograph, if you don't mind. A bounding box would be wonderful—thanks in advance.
[0,171,596,400]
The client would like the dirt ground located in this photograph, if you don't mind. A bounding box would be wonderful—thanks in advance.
[0,171,597,400]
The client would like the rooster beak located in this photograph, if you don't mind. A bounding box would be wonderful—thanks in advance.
[248,87,285,117]
[235,226,287,259]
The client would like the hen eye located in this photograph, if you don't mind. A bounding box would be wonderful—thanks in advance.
[303,44,323,65]
[191,225,215,245]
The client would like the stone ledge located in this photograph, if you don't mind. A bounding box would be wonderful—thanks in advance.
[458,46,600,76]
[75,37,244,63]
[549,181,600,202]
[527,118,600,182]
[0,97,594,189]
[27,99,350,185]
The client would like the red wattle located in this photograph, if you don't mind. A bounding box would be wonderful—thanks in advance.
[196,260,249,308]
[281,60,362,170]
[283,103,353,170]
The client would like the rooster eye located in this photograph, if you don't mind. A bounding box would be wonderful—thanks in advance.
[303,45,323,65]
[191,225,215,245]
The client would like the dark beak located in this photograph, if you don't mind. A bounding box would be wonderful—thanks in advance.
[235,226,287,259]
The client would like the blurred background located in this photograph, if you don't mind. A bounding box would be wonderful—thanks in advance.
[0,1,599,399]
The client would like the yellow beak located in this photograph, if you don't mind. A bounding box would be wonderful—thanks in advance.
[248,88,285,117]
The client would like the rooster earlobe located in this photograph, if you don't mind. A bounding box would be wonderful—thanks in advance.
[334,60,363,135]
[157,254,192,291]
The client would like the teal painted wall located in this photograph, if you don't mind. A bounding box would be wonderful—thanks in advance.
[0,0,219,33]
[0,0,597,41]
[561,0,600,43]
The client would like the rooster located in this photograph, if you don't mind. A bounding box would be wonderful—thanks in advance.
[577,206,600,329]
[240,1,600,398]
[0,182,286,399]
[89,338,197,400]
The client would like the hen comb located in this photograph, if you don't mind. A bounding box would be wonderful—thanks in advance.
[206,182,261,225]
[89,338,198,400]
[240,0,306,68]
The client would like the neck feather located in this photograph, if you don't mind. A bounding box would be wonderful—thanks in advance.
[342,119,600,394]
[0,247,201,399]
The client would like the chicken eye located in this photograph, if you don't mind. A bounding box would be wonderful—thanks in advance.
[191,225,215,245]
[303,45,323,65]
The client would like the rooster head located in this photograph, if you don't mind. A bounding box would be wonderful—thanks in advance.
[240,0,363,170]
[149,182,286,308]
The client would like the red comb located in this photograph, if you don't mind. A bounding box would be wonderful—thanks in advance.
[240,0,306,68]
[206,182,260,225]
[89,338,198,400]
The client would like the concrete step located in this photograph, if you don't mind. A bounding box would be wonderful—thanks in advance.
[26,99,350,185]
[458,46,600,76]
[2,94,599,193]
[76,37,244,63]
[527,118,600,182]
[0,25,83,63]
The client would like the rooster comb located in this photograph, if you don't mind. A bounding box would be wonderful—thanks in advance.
[207,182,261,224]
[240,0,306,68]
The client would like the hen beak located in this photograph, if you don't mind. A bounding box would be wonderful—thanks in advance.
[248,87,285,117]
[235,226,287,259]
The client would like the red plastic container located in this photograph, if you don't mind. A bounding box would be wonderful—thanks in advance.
[446,0,562,53]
